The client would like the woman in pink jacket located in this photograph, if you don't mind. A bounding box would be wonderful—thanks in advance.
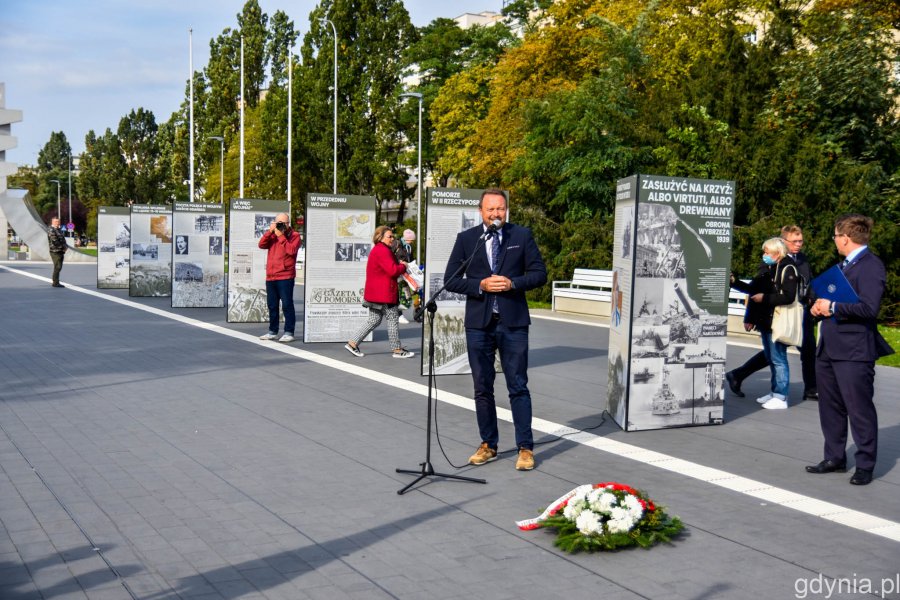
[345,226,415,358]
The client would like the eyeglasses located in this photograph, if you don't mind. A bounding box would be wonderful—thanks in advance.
[832,233,846,239]
[786,239,803,245]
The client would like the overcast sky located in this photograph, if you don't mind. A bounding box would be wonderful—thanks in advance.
[1,0,500,165]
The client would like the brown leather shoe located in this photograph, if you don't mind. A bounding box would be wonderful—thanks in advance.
[515,448,535,471]
[468,442,497,465]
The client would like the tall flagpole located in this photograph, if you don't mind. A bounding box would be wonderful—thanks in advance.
[326,19,337,194]
[240,36,245,198]
[189,28,195,202]
[287,43,292,208]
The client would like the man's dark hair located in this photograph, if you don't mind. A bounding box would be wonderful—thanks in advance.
[835,214,873,245]
[478,188,507,208]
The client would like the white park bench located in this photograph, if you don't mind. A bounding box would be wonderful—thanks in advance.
[552,268,614,316]
[727,282,757,337]
[728,286,749,317]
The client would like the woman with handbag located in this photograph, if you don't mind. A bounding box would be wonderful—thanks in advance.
[345,226,415,359]
[746,238,799,410]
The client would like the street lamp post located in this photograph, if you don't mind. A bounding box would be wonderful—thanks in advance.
[67,152,72,236]
[50,179,61,220]
[399,92,423,265]
[326,19,338,194]
[240,36,245,197]
[189,28,195,202]
[208,136,225,204]
[287,44,293,207]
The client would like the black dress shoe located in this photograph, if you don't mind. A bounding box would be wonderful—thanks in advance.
[725,371,744,398]
[805,459,847,474]
[51,283,65,288]
[803,390,818,401]
[850,469,873,485]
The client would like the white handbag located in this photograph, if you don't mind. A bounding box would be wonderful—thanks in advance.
[771,264,803,346]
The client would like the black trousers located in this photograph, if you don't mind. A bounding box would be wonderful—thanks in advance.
[816,355,877,470]
[731,310,817,393]
[50,252,65,285]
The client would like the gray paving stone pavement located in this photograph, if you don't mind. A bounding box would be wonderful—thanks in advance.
[0,262,898,600]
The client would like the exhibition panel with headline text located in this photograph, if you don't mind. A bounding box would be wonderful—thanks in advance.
[608,175,735,431]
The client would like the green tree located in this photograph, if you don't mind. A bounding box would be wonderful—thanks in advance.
[156,117,189,204]
[300,0,416,203]
[652,104,731,178]
[403,18,516,188]
[37,131,71,172]
[200,1,268,177]
[252,10,299,205]
[77,128,131,236]
[267,10,298,87]
[763,10,898,162]
[431,64,494,186]
[501,0,554,35]
[7,165,39,199]
[203,29,240,146]
[32,132,73,219]
[237,0,269,108]
[118,108,165,204]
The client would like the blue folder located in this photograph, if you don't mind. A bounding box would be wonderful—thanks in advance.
[811,265,859,303]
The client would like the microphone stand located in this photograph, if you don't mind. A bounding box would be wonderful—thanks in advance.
[396,227,497,494]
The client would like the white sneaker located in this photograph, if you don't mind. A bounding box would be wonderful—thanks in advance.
[762,397,788,410]
[398,314,410,324]
[345,343,364,357]
[392,348,415,359]
[259,332,278,340]
[755,393,773,405]
[277,334,295,343]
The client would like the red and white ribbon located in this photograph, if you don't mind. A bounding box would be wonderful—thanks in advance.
[515,488,579,531]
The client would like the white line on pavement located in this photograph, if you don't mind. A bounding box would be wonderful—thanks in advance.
[4,263,897,544]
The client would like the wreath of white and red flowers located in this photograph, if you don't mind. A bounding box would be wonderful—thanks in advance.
[517,482,684,552]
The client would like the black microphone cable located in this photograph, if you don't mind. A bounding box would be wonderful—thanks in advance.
[428,364,613,469]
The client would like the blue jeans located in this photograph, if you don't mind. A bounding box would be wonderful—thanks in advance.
[760,331,790,397]
[466,318,533,450]
[266,278,295,335]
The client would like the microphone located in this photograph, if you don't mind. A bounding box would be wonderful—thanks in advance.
[481,219,502,239]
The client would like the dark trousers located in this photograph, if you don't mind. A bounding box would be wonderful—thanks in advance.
[266,278,296,335]
[731,311,817,393]
[730,349,769,383]
[465,318,533,450]
[815,355,877,470]
[50,252,65,285]
[798,311,817,392]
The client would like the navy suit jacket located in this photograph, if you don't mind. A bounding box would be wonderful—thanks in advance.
[444,223,547,329]
[818,250,891,362]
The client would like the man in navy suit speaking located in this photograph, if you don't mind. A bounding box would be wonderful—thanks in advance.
[444,189,547,471]
[807,214,893,485]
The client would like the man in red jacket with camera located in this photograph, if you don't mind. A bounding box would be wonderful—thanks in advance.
[258,213,302,343]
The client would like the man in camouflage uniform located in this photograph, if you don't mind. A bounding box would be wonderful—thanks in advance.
[47,217,68,288]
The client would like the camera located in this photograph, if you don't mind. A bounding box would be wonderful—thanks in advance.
[275,222,286,232]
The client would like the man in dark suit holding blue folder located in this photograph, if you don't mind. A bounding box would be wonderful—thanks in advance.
[807,214,893,485]
[444,189,547,471]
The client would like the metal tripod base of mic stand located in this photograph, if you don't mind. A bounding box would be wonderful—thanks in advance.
[396,461,485,495]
